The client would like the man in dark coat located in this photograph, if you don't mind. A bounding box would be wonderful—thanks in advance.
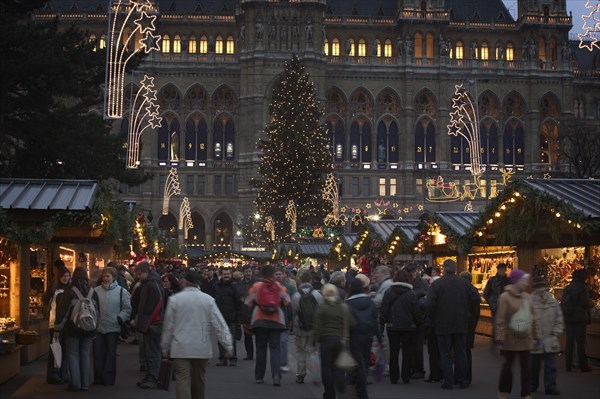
[214,267,243,366]
[130,261,166,389]
[483,262,509,350]
[561,268,593,372]
[239,265,256,360]
[405,263,429,379]
[459,271,481,384]
[426,259,480,390]
[200,267,215,297]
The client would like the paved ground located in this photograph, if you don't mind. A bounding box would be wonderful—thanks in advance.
[2,334,599,399]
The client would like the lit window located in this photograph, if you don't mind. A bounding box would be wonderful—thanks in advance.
[189,35,197,53]
[538,37,546,62]
[375,39,381,57]
[324,37,329,55]
[389,178,397,196]
[426,33,434,59]
[379,177,386,196]
[414,32,423,58]
[481,42,489,60]
[199,35,208,53]
[348,38,355,56]
[506,43,514,61]
[358,38,366,56]
[455,41,463,59]
[162,34,171,53]
[226,35,235,54]
[100,34,106,49]
[216,36,223,54]
[332,38,340,56]
[173,35,181,53]
[384,39,392,57]
[90,34,97,51]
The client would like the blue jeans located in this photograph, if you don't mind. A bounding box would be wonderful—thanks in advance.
[253,328,282,380]
[66,334,93,391]
[531,352,558,392]
[437,333,467,386]
[93,332,119,385]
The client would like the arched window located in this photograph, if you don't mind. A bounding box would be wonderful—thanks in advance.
[376,120,400,164]
[332,37,340,56]
[214,213,233,248]
[503,119,525,166]
[539,120,559,165]
[350,119,372,163]
[216,36,224,54]
[158,213,178,240]
[415,118,435,163]
[375,39,381,57]
[455,41,464,59]
[358,38,366,56]
[384,39,392,57]
[538,37,546,63]
[189,35,197,53]
[450,134,470,166]
[549,36,557,62]
[213,115,235,161]
[377,121,387,163]
[226,35,235,54]
[414,32,423,58]
[327,119,345,162]
[347,38,355,56]
[173,35,181,53]
[425,33,434,59]
[185,115,208,161]
[324,37,329,56]
[162,34,171,53]
[199,35,208,53]
[157,114,180,162]
[480,42,489,60]
[506,42,514,61]
[99,34,106,49]
[479,119,499,165]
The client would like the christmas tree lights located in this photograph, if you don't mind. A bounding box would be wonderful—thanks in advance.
[253,55,333,242]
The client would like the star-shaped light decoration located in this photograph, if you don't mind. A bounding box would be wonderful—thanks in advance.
[417,204,424,211]
[134,11,157,34]
[544,173,552,179]
[131,0,154,12]
[148,114,163,129]
[578,0,600,51]
[140,31,162,53]
[145,102,160,116]
[127,74,162,168]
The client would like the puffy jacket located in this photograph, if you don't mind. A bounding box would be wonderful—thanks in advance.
[346,293,382,341]
[530,288,564,354]
[214,279,243,323]
[495,284,540,351]
[161,286,233,359]
[244,279,290,330]
[94,281,132,334]
[380,282,422,331]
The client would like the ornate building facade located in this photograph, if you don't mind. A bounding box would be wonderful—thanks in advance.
[35,0,600,250]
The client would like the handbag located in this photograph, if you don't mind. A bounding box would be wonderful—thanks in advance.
[509,298,532,338]
[335,303,357,371]
[50,336,62,368]
[157,358,174,390]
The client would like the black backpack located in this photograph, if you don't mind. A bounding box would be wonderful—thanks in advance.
[297,289,318,331]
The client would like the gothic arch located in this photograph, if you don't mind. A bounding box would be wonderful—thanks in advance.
[478,90,501,118]
[184,112,209,161]
[325,86,348,115]
[414,116,436,163]
[349,115,373,163]
[158,83,182,111]
[158,212,178,240]
[326,114,346,162]
[186,211,206,246]
[376,87,401,115]
[157,112,181,161]
[349,87,374,116]
[539,92,561,118]
[211,84,237,115]
[414,89,437,117]
[502,90,527,117]
[539,117,560,166]
[212,112,236,161]
[183,83,209,111]
[212,211,234,248]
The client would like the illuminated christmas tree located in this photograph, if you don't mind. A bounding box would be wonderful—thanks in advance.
[253,55,333,243]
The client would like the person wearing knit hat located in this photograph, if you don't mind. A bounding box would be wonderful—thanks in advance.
[530,275,563,395]
[495,269,538,399]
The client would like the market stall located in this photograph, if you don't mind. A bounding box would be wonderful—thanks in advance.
[0,179,114,367]
[472,178,600,356]
[274,242,333,269]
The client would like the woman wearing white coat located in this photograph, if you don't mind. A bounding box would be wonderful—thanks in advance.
[93,266,132,385]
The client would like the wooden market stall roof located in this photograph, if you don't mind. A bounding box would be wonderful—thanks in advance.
[367,219,421,242]
[275,242,332,258]
[434,211,481,237]
[0,179,97,210]
[473,179,600,246]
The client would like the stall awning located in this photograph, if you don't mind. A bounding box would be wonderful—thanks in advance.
[367,219,421,242]
[0,179,97,211]
[434,211,481,237]
[340,233,357,248]
[522,179,600,218]
[276,242,332,258]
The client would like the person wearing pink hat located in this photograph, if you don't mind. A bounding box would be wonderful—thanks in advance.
[495,269,540,399]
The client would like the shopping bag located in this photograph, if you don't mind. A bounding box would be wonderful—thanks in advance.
[157,359,174,390]
[335,348,357,371]
[50,336,62,368]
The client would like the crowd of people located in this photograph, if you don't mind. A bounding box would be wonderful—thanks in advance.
[40,257,596,399]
